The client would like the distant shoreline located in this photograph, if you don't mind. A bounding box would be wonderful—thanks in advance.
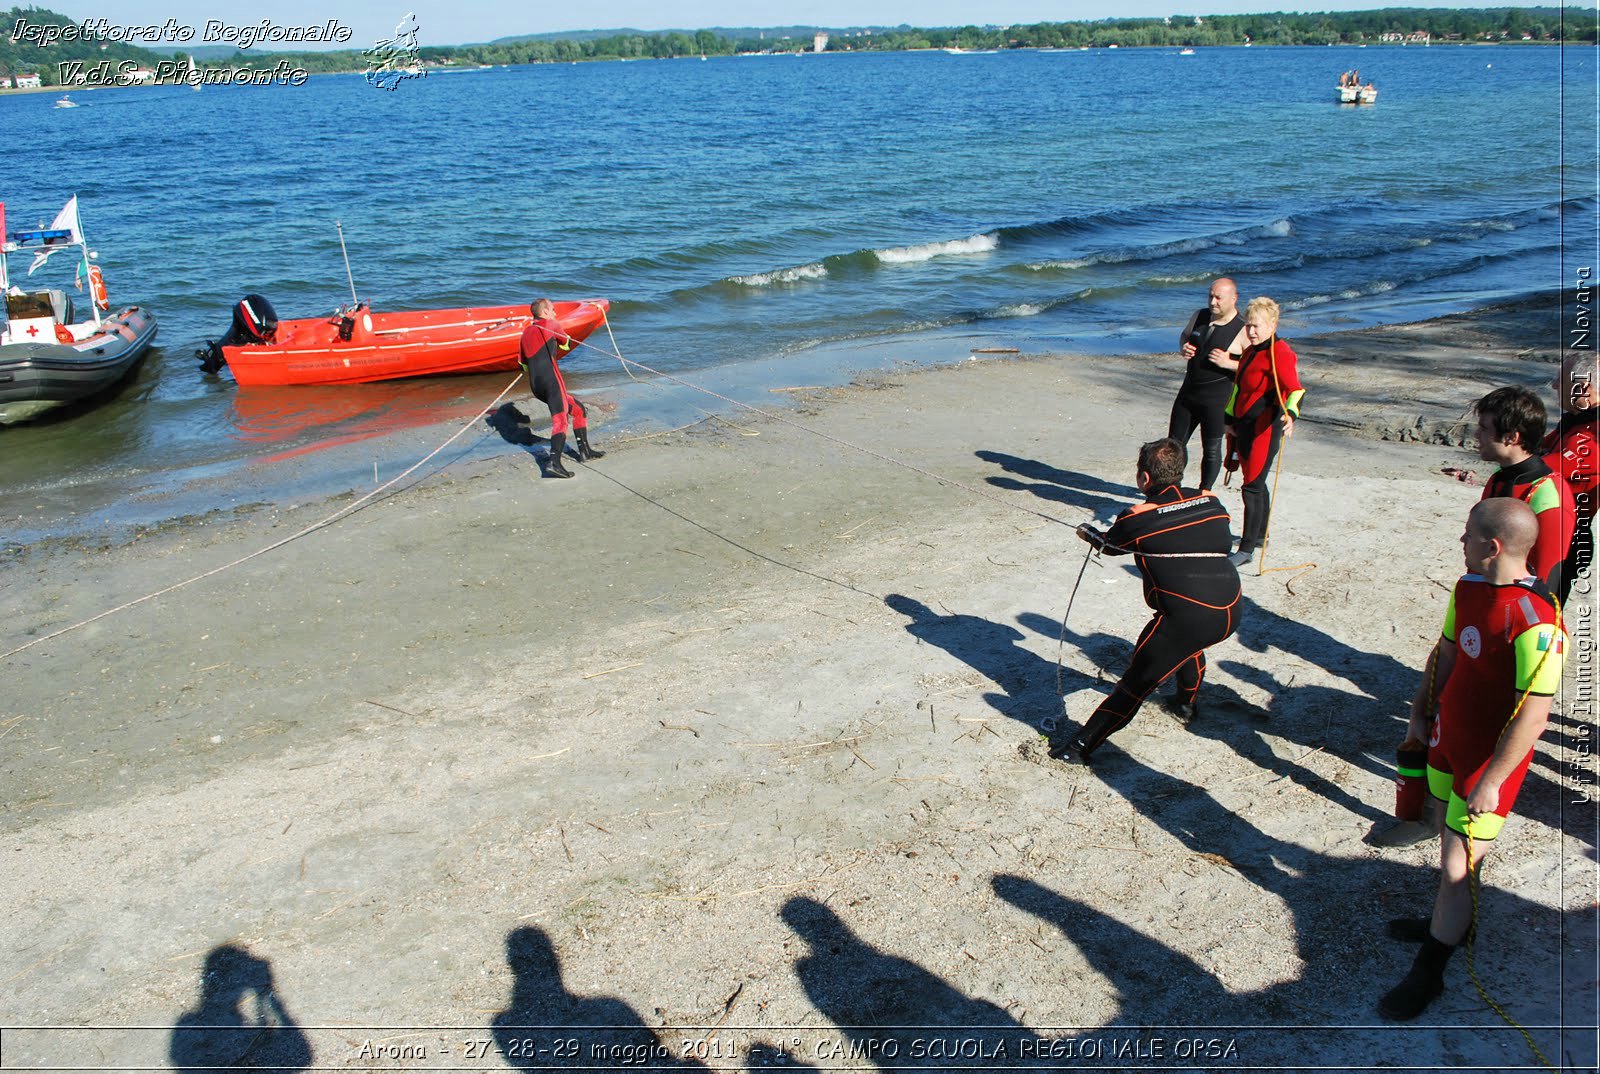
[0,38,1566,94]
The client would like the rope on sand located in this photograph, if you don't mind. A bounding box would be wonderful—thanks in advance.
[585,313,1231,561]
[1,373,526,662]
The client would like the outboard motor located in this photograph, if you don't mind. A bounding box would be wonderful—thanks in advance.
[336,301,370,343]
[197,294,278,374]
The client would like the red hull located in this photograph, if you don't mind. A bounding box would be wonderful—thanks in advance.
[221,299,610,387]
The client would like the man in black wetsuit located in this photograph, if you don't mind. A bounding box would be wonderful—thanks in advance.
[1053,437,1242,765]
[1168,278,1247,492]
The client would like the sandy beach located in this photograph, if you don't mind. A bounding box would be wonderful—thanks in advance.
[0,298,1594,1071]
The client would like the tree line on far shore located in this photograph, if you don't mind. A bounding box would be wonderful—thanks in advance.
[467,7,1592,60]
[2,4,1593,87]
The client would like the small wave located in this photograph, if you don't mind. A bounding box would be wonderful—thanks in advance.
[1279,247,1556,311]
[727,262,829,286]
[874,233,999,264]
[995,204,1160,243]
[993,302,1047,318]
[1023,218,1293,273]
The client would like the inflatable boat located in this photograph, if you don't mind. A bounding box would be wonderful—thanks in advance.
[199,297,611,387]
[0,198,159,425]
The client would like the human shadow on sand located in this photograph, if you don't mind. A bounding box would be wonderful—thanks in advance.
[976,450,1135,519]
[886,594,1091,731]
[169,944,311,1074]
[1011,609,1348,800]
[1231,594,1415,736]
[1226,593,1594,846]
[780,896,1045,1066]
[991,871,1587,1067]
[992,742,1590,1066]
[485,402,548,448]
[491,925,708,1070]
[1040,749,1583,1021]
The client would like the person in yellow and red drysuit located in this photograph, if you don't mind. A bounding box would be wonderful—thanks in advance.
[1224,296,1303,569]
[1379,498,1566,1021]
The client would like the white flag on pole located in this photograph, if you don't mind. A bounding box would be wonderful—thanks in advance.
[27,195,83,276]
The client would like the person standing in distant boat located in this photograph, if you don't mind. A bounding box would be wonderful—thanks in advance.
[1225,296,1303,568]
[519,298,605,479]
[1168,278,1248,492]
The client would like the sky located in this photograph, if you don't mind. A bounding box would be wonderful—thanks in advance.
[25,1,1569,49]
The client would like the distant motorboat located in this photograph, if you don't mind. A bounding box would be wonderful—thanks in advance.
[53,94,78,108]
[1179,48,1196,55]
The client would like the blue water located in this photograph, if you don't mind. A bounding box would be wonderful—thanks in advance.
[1,44,1594,513]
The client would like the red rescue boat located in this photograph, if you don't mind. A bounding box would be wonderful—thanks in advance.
[199,297,610,387]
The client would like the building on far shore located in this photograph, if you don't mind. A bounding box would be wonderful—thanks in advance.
[12,73,41,88]
[813,32,829,52]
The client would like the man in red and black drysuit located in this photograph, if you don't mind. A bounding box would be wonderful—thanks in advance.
[1379,498,1566,1020]
[1473,386,1573,594]
[1052,438,1242,765]
[1168,278,1247,492]
[1542,354,1599,604]
[520,298,604,479]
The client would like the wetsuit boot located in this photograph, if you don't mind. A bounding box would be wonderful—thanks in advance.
[545,434,574,478]
[1161,691,1199,723]
[575,429,605,461]
[1378,934,1457,1020]
[1050,707,1125,765]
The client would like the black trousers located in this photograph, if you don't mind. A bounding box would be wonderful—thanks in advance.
[1168,391,1228,492]
[1075,602,1238,755]
[1236,419,1284,553]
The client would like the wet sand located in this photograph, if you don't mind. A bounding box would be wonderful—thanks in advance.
[0,297,1593,1071]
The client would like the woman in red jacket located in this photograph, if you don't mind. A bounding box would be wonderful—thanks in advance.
[1225,297,1304,568]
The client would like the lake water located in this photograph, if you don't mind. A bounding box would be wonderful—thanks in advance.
[1,44,1593,531]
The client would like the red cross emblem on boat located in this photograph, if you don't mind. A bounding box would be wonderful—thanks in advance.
[25,325,40,337]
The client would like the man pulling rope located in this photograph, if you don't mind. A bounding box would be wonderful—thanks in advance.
[1051,437,1242,764]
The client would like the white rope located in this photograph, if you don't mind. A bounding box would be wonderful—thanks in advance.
[1,372,525,662]
[585,314,1080,529]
